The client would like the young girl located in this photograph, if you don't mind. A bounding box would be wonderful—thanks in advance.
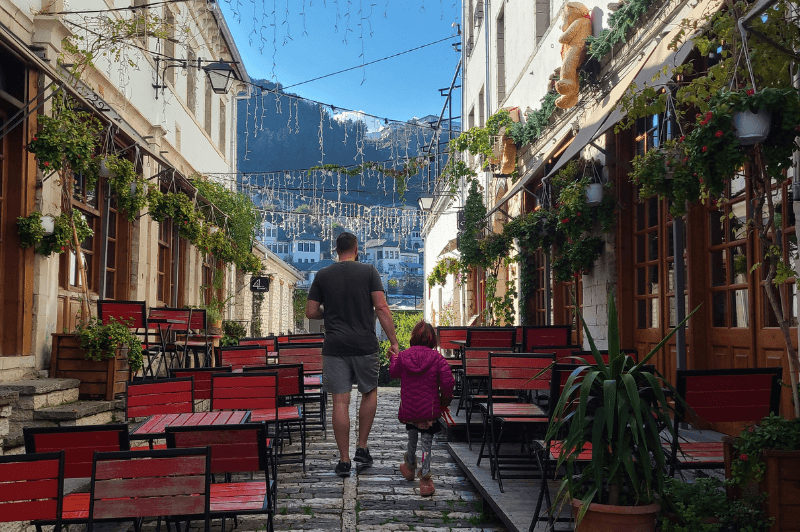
[389,321,455,496]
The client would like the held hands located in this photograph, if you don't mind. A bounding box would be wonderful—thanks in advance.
[388,343,400,357]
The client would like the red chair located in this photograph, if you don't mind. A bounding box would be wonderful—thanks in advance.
[520,325,573,351]
[125,377,194,421]
[88,447,211,532]
[277,343,326,434]
[437,326,469,357]
[148,307,192,373]
[466,327,516,349]
[96,300,157,377]
[0,451,65,532]
[170,366,233,402]
[666,367,783,475]
[23,425,131,529]
[238,337,278,361]
[211,371,278,415]
[243,364,307,470]
[477,353,555,492]
[165,424,276,532]
[219,345,268,372]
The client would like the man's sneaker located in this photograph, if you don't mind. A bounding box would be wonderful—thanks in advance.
[353,447,373,466]
[335,461,351,477]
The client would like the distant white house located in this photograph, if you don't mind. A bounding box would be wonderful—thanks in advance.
[364,239,401,274]
[400,249,420,265]
[291,232,322,264]
[295,258,335,289]
[262,222,291,262]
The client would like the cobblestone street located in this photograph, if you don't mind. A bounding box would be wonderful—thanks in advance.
[239,386,507,532]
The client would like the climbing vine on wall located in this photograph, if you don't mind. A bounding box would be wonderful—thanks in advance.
[586,0,658,60]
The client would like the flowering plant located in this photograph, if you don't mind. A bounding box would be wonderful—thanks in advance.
[728,413,800,488]
[74,316,144,372]
[17,210,94,256]
[686,87,800,194]
[629,139,699,216]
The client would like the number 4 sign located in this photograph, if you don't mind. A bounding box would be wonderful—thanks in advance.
[250,276,270,292]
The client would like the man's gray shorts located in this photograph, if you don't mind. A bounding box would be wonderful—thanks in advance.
[323,353,380,394]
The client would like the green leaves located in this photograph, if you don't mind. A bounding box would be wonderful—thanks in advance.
[75,316,144,372]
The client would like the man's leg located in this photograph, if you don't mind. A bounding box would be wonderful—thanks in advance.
[331,391,352,462]
[357,387,377,450]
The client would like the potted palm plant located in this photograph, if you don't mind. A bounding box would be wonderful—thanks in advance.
[546,291,696,531]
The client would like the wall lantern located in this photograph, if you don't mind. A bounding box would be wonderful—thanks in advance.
[202,61,239,95]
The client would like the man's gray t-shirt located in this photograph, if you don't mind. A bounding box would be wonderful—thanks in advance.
[307,261,384,357]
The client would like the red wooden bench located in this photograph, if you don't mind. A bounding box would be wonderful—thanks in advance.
[436,326,469,352]
[666,367,783,475]
[87,447,211,532]
[0,451,65,531]
[165,424,276,532]
[219,345,268,372]
[520,325,573,351]
[477,353,554,492]
[170,366,232,401]
[23,424,131,528]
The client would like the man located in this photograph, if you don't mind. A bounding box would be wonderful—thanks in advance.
[306,232,400,477]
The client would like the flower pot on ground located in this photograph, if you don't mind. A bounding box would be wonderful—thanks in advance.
[546,291,694,530]
[732,108,772,145]
[571,499,660,532]
[50,332,132,400]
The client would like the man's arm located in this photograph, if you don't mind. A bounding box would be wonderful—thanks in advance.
[306,299,323,320]
[372,290,399,356]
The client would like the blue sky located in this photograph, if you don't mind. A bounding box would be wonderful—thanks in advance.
[219,0,462,123]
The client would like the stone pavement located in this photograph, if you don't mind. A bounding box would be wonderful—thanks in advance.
[241,386,508,532]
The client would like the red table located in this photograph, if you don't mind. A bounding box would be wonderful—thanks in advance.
[130,411,250,442]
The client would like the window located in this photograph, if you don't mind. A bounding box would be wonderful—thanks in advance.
[163,9,175,85]
[478,87,485,128]
[157,219,173,304]
[187,47,196,114]
[175,125,181,152]
[496,7,506,103]
[204,78,212,135]
[219,100,226,154]
[64,171,99,291]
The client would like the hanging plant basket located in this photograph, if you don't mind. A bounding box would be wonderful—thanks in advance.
[41,214,55,236]
[732,108,772,145]
[585,182,604,206]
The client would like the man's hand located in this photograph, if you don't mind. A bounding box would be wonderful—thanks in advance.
[388,343,400,357]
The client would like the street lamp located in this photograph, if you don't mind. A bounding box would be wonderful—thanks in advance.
[417,194,434,211]
[202,60,239,94]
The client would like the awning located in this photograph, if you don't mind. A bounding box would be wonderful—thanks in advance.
[543,0,725,180]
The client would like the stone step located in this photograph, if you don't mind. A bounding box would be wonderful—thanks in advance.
[0,378,82,420]
[34,400,121,426]
[3,420,59,450]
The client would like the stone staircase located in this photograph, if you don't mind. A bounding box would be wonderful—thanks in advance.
[0,378,125,454]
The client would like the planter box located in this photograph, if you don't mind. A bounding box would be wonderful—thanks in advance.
[723,436,800,532]
[49,333,130,401]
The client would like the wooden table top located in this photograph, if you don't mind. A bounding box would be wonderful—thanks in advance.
[131,410,250,438]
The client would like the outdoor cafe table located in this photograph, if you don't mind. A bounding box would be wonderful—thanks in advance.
[130,410,251,443]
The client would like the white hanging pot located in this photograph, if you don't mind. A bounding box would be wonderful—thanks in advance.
[99,158,115,178]
[732,108,772,145]
[585,183,604,206]
[41,214,55,236]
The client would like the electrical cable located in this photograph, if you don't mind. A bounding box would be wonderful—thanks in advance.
[42,0,189,15]
[281,35,457,89]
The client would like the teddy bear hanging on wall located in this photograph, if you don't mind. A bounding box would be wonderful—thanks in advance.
[556,2,592,109]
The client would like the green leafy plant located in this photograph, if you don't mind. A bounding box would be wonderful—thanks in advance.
[508,91,559,147]
[104,155,148,221]
[660,477,770,532]
[547,291,695,522]
[629,139,700,216]
[27,97,102,177]
[16,211,46,249]
[74,316,144,372]
[20,211,94,256]
[427,257,460,288]
[220,320,248,347]
[293,289,308,329]
[728,414,800,488]
[586,0,657,60]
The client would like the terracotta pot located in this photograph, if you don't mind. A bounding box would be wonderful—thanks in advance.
[571,498,660,532]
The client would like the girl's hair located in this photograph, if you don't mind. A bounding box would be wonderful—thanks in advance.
[409,321,438,349]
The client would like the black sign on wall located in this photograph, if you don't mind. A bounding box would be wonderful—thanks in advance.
[250,276,271,292]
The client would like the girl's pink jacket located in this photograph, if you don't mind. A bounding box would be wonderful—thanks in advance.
[389,345,455,425]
